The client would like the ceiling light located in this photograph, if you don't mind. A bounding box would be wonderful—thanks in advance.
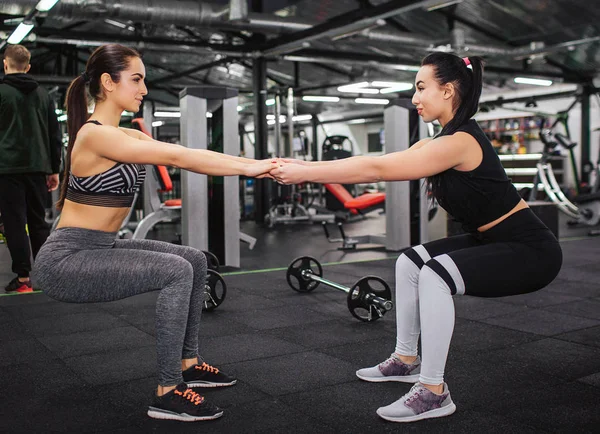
[35,0,61,12]
[355,98,390,105]
[372,82,414,93]
[348,119,367,124]
[265,99,275,106]
[302,95,340,102]
[152,121,164,127]
[293,114,313,122]
[7,22,34,44]
[514,77,553,86]
[154,111,181,118]
[338,82,380,94]
[267,119,276,125]
[237,105,243,111]
[57,114,67,122]
[206,112,213,118]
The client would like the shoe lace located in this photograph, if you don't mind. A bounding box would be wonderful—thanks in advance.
[195,362,219,374]
[174,386,205,406]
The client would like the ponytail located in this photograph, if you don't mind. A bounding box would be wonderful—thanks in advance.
[420,52,485,197]
[56,74,89,210]
[55,44,141,210]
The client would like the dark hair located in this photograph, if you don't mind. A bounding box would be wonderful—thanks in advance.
[57,44,141,210]
[420,52,484,196]
[4,44,31,71]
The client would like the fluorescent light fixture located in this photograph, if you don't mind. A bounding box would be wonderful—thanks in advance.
[152,121,164,127]
[206,112,213,118]
[57,114,67,122]
[265,99,275,106]
[302,95,340,102]
[35,0,61,12]
[266,114,275,120]
[7,22,34,44]
[237,105,243,111]
[338,82,379,94]
[348,118,367,124]
[267,119,276,125]
[266,114,286,122]
[355,98,389,105]
[293,114,313,122]
[426,0,463,12]
[376,82,414,93]
[514,77,553,86]
[154,111,181,118]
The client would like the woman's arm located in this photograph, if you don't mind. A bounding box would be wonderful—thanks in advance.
[271,134,471,184]
[80,125,275,177]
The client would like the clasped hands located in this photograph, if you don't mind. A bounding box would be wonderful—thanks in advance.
[248,158,308,185]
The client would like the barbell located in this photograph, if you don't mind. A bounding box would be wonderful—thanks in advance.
[286,256,393,322]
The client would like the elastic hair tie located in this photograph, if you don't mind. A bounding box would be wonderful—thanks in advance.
[81,71,90,83]
[463,57,471,67]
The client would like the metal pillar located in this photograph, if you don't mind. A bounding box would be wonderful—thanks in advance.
[581,84,592,184]
[383,102,411,250]
[253,56,270,223]
[179,86,241,267]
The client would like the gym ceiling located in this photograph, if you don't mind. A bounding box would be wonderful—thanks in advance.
[1,0,599,121]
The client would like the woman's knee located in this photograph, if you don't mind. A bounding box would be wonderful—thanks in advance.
[164,256,194,287]
[179,246,208,274]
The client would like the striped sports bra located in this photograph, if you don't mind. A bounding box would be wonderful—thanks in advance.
[66,120,146,208]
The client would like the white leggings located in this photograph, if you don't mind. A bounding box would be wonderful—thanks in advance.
[392,210,562,385]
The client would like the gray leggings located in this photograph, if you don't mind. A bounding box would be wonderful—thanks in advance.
[31,227,207,387]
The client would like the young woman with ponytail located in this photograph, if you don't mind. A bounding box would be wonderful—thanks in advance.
[270,52,562,423]
[31,44,277,422]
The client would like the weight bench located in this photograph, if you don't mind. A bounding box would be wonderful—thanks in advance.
[324,183,386,217]
[130,119,257,249]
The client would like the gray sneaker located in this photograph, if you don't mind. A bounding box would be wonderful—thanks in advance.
[356,354,421,383]
[376,382,456,423]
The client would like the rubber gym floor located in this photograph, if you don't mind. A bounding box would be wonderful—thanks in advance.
[1,215,599,433]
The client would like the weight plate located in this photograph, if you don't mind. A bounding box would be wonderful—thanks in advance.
[286,256,322,293]
[203,269,227,311]
[202,250,220,271]
[579,201,600,226]
[347,275,392,322]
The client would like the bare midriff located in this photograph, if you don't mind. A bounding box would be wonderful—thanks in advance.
[477,199,529,232]
[56,200,131,233]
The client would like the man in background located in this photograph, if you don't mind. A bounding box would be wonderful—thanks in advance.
[0,44,62,293]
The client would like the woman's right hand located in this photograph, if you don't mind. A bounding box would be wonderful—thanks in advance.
[245,159,280,178]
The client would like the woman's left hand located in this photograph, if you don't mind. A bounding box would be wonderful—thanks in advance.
[270,162,308,185]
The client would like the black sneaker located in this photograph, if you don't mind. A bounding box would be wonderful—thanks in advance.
[147,383,223,422]
[5,277,33,293]
[183,362,237,388]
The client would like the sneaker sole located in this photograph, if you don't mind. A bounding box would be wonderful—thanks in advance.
[377,403,457,423]
[186,379,237,388]
[356,372,420,383]
[147,406,224,421]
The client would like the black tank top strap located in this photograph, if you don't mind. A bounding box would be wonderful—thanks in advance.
[84,120,102,126]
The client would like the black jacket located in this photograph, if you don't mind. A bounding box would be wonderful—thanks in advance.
[0,73,62,174]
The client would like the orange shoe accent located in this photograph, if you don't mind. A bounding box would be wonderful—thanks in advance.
[195,362,219,374]
[174,386,205,405]
[16,284,33,293]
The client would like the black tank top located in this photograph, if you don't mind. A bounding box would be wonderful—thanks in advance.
[432,119,522,232]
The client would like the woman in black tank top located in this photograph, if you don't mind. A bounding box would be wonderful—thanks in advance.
[271,52,562,423]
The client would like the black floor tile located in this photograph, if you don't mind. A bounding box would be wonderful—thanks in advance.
[229,305,334,330]
[0,359,83,395]
[577,372,600,388]
[495,289,585,308]
[2,300,103,322]
[489,381,600,433]
[542,298,600,320]
[451,319,542,354]
[0,338,59,366]
[554,325,600,348]
[0,318,35,342]
[483,338,600,382]
[0,292,54,306]
[453,296,530,320]
[265,319,394,350]
[480,309,600,336]
[38,326,156,358]
[317,335,395,369]
[20,311,131,338]
[221,351,356,396]
[544,278,600,298]
[62,346,157,386]
[200,332,306,365]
